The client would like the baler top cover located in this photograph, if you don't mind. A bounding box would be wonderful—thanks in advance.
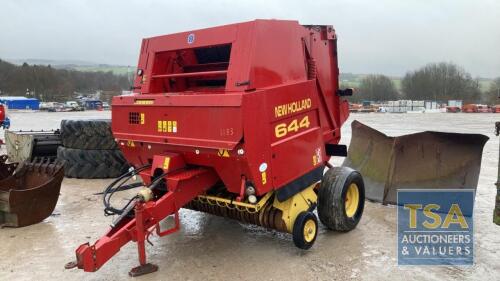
[133,19,337,93]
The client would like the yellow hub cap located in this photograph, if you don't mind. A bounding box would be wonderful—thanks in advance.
[303,219,316,243]
[345,183,360,218]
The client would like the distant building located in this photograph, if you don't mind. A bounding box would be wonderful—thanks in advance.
[0,96,40,110]
[81,99,103,110]
[448,100,463,108]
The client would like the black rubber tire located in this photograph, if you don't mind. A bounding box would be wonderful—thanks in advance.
[57,146,129,178]
[292,211,318,250]
[318,166,365,232]
[60,119,118,150]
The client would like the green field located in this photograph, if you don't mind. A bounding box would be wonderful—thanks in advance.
[478,79,492,91]
[71,65,135,76]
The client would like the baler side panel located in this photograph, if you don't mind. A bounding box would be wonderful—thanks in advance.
[240,90,274,195]
[264,81,326,189]
[307,26,342,144]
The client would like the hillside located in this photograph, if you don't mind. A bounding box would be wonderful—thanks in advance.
[6,59,134,76]
[0,59,131,102]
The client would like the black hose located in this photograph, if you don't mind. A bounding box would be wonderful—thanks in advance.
[102,164,151,216]
[107,167,171,228]
[94,182,144,195]
[147,172,169,191]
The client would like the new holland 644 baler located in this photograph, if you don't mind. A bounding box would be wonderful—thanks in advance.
[67,20,365,276]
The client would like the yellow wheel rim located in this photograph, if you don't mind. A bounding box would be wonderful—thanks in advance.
[303,219,317,243]
[345,183,360,218]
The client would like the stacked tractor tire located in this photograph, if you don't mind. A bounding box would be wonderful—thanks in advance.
[57,120,129,178]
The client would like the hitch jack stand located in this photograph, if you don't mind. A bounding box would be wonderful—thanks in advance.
[129,202,158,277]
[129,203,181,277]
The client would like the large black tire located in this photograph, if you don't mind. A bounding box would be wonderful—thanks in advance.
[318,167,365,232]
[60,119,117,150]
[57,146,129,178]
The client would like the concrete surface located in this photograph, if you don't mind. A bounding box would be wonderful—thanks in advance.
[0,111,498,280]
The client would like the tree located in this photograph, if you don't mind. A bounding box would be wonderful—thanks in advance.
[0,59,130,102]
[401,62,481,103]
[354,74,399,102]
[485,77,500,105]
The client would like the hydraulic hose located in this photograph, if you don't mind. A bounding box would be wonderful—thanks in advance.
[109,169,170,228]
[103,164,151,216]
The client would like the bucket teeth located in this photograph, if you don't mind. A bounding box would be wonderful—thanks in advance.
[0,156,64,227]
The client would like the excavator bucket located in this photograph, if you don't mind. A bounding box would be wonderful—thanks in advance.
[342,120,489,205]
[0,158,64,227]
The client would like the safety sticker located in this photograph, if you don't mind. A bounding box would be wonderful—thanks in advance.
[134,100,154,105]
[157,120,177,133]
[163,157,170,170]
[140,113,145,125]
[217,149,230,157]
[312,148,322,166]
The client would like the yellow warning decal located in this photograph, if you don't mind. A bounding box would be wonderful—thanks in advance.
[217,149,230,157]
[140,113,145,124]
[134,99,154,105]
[163,157,170,170]
[127,140,135,147]
[157,120,178,133]
[261,172,267,185]
[312,148,322,166]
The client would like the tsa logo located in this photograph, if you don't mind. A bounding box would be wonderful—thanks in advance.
[397,190,474,265]
[187,33,195,44]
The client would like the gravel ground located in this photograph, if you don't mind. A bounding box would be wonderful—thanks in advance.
[0,111,498,280]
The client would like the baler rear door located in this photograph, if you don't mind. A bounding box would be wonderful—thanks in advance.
[113,93,243,150]
[343,121,488,205]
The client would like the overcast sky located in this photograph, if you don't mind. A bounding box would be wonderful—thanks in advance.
[1,0,499,78]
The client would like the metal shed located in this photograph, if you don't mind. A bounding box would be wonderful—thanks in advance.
[0,96,40,110]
